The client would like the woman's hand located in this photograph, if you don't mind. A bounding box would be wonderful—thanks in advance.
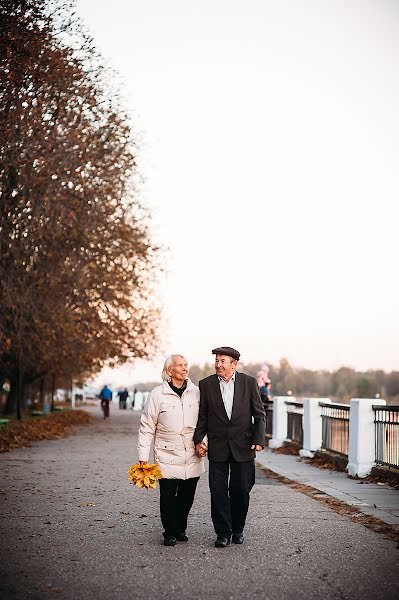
[139,461,148,466]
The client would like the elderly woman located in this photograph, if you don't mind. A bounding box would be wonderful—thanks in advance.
[137,354,205,546]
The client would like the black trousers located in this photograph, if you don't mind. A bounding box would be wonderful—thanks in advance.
[101,399,110,418]
[159,477,199,537]
[209,456,255,537]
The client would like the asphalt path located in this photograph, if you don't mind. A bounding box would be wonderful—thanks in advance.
[1,406,398,600]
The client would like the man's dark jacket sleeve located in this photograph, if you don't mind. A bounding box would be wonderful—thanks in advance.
[194,379,207,445]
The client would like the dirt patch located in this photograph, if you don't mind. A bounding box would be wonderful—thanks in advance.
[256,462,399,547]
[0,410,93,452]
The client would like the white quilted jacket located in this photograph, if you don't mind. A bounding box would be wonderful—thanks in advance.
[137,379,205,480]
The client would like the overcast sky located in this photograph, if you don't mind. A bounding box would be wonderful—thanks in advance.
[76,0,399,387]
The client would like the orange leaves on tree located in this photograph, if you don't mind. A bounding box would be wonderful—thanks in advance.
[0,0,163,417]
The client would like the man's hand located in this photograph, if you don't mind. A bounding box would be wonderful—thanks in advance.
[251,445,263,452]
[196,442,208,457]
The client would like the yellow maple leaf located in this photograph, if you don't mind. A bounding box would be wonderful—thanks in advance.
[127,462,163,489]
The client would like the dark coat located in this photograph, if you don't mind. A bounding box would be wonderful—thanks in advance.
[194,372,266,462]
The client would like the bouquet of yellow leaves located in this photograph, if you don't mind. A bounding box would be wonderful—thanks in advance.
[127,463,163,489]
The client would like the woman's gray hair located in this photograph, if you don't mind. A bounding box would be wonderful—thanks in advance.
[161,354,186,382]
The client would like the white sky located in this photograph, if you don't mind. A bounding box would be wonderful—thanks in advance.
[75,0,399,387]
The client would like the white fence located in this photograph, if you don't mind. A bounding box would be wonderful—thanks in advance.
[269,396,398,477]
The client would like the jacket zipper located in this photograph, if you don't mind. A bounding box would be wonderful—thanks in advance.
[170,389,187,479]
[180,391,186,478]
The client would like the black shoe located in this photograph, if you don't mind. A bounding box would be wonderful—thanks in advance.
[215,536,231,548]
[163,536,177,546]
[232,532,244,544]
[176,532,188,542]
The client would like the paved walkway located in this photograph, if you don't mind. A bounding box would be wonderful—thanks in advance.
[1,407,399,600]
[256,449,399,525]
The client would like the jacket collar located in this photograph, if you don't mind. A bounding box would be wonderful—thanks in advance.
[210,372,243,420]
[231,371,243,420]
[218,371,236,384]
[162,378,196,396]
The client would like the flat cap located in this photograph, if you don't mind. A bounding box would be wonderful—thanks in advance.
[212,346,240,361]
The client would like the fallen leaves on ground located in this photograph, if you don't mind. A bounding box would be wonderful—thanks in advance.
[303,452,347,472]
[127,463,163,489]
[271,445,398,488]
[0,410,93,452]
[304,452,399,488]
[272,442,301,456]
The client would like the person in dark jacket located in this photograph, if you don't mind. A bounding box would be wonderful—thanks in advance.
[194,346,265,547]
[99,385,112,418]
[118,388,129,409]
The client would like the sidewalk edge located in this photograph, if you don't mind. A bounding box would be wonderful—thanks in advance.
[255,461,399,547]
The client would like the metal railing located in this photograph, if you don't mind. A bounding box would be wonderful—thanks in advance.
[264,400,273,438]
[320,402,350,456]
[285,401,303,446]
[374,405,399,468]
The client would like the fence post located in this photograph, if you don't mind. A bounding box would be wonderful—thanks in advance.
[347,398,386,477]
[299,397,331,458]
[269,396,291,449]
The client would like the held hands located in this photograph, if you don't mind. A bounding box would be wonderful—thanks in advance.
[195,442,263,455]
[196,442,208,457]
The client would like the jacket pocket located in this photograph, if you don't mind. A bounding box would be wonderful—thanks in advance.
[156,442,175,451]
[158,402,181,429]
[183,403,199,427]
[154,442,185,466]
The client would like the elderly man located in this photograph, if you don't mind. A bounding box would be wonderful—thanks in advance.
[194,347,266,547]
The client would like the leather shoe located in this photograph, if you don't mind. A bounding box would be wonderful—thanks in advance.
[163,536,177,546]
[176,532,188,542]
[215,536,231,548]
[232,532,244,544]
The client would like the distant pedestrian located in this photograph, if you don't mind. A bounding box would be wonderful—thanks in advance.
[256,366,271,409]
[118,388,129,410]
[137,355,205,546]
[99,385,112,418]
[131,387,137,410]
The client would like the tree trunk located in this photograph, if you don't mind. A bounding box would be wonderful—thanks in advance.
[16,365,22,420]
[4,376,18,414]
[51,375,55,412]
[39,377,45,405]
[0,377,5,414]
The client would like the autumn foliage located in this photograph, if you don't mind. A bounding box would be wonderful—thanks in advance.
[0,409,92,452]
[0,0,163,415]
[127,463,163,489]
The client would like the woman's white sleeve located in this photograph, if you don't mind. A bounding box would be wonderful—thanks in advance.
[137,392,159,462]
